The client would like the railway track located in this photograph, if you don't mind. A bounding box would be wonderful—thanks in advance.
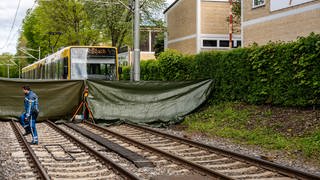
[0,121,40,179]
[59,122,208,179]
[3,120,319,179]
[11,120,139,179]
[83,121,320,180]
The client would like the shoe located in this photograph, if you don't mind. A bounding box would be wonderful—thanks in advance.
[23,131,31,136]
[29,141,38,145]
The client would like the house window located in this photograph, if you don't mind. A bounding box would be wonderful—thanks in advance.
[219,40,229,47]
[202,39,241,48]
[233,40,242,48]
[252,0,265,8]
[203,40,217,47]
[237,40,242,47]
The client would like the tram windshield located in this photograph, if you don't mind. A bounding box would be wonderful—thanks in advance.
[70,47,116,80]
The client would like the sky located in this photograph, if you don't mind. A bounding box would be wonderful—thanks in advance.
[0,0,176,55]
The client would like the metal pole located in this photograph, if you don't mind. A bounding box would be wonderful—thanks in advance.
[7,64,9,78]
[18,61,20,78]
[149,30,152,52]
[133,0,140,81]
[229,0,233,48]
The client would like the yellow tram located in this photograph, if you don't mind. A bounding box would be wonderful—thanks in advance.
[22,46,119,80]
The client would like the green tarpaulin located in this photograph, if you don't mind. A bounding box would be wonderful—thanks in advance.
[0,78,84,121]
[0,78,213,126]
[87,79,213,126]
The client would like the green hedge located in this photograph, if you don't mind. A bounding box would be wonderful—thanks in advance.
[121,33,320,106]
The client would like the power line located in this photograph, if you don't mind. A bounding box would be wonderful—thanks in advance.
[31,0,38,11]
[27,0,38,15]
[0,0,22,50]
[7,29,21,47]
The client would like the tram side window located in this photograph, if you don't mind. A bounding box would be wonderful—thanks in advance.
[41,65,45,79]
[58,59,62,79]
[49,63,53,79]
[32,69,35,79]
[36,66,41,79]
[45,64,48,79]
[47,64,51,79]
[35,67,38,79]
[50,62,54,79]
[55,61,60,80]
[36,66,39,79]
[63,57,68,79]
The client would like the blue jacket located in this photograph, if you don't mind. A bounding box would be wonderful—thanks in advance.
[24,90,39,118]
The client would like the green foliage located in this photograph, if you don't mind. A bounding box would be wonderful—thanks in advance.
[194,48,251,103]
[120,66,131,80]
[21,0,100,60]
[246,33,320,106]
[157,49,195,80]
[20,0,166,60]
[141,60,161,80]
[139,33,320,107]
[183,102,320,160]
[232,0,241,24]
[83,0,166,48]
[0,54,20,78]
[154,33,165,58]
[298,130,320,157]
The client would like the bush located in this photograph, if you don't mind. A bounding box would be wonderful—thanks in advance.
[127,33,320,107]
[158,49,195,80]
[141,60,161,80]
[120,66,131,80]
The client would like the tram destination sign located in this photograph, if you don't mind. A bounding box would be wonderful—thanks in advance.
[88,48,116,58]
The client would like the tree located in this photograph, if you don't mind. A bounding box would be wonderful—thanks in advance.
[225,0,241,33]
[83,0,166,49]
[19,0,167,62]
[232,0,241,25]
[21,0,100,60]
[0,53,19,78]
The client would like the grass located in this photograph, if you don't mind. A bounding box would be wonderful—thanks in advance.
[182,102,320,163]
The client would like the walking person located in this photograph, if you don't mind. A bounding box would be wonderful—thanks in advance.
[20,85,39,145]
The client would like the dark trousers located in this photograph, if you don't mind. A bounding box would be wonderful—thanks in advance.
[20,113,38,143]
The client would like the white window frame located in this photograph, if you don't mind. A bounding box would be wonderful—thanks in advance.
[201,39,242,49]
[202,39,218,48]
[252,0,265,9]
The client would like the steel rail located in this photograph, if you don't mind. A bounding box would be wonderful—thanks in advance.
[45,120,139,180]
[10,120,50,180]
[127,123,320,180]
[83,121,233,180]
